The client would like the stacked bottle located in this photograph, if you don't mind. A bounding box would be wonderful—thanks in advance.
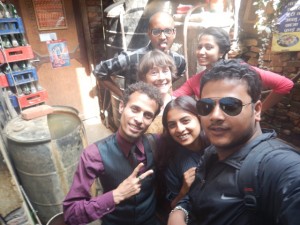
[0,2,48,111]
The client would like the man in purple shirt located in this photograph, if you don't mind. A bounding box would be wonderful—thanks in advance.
[63,82,163,225]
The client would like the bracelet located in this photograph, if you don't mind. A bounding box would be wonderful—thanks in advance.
[170,206,189,224]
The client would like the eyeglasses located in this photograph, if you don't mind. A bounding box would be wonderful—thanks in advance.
[196,97,252,116]
[151,28,175,37]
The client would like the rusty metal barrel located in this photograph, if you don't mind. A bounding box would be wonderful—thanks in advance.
[5,106,87,224]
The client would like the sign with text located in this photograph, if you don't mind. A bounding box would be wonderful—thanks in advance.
[272,0,300,52]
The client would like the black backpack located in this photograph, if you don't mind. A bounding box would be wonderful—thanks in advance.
[239,138,300,211]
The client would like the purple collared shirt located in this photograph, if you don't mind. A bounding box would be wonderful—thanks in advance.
[63,130,146,225]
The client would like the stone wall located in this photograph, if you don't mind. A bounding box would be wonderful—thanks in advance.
[240,37,300,147]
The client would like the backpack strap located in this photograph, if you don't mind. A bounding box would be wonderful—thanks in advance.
[239,138,300,211]
[238,139,277,210]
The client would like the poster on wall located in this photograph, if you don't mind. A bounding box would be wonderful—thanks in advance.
[47,40,70,69]
[272,0,300,52]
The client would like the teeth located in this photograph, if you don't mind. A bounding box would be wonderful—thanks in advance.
[130,124,140,130]
[178,134,189,140]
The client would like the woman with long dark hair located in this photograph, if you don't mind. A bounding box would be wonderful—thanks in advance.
[155,96,209,224]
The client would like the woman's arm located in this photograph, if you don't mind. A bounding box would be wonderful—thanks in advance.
[252,67,294,111]
[170,167,196,208]
[261,91,284,112]
[173,72,204,98]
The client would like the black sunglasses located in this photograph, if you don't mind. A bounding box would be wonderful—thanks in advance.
[151,28,175,37]
[196,97,252,116]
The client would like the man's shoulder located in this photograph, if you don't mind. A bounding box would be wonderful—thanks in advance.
[169,50,185,59]
[95,133,116,145]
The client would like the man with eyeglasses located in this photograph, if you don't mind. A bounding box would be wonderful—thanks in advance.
[93,11,186,97]
[168,59,300,225]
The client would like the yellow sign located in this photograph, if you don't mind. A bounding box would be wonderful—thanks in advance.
[272,32,300,52]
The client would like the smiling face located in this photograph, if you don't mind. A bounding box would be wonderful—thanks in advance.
[196,35,223,69]
[200,79,262,159]
[166,108,201,151]
[119,91,159,142]
[145,65,172,95]
[148,13,175,52]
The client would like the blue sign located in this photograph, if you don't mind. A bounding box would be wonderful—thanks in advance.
[278,0,300,33]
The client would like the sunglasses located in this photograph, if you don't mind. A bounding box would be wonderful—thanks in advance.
[151,28,175,37]
[196,97,252,116]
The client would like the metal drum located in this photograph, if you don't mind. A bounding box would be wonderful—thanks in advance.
[46,212,66,225]
[5,106,87,224]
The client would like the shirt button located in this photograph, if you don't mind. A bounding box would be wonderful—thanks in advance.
[106,208,110,211]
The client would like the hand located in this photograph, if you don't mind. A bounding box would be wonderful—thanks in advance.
[182,167,196,193]
[112,163,153,204]
[170,167,197,209]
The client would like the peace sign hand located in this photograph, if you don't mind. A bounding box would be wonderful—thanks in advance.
[112,163,153,204]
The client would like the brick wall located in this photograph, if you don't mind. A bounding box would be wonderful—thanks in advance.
[240,37,300,147]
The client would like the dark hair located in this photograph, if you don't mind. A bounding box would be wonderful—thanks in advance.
[156,96,208,170]
[155,96,209,207]
[138,49,177,81]
[198,27,231,59]
[122,81,164,116]
[200,59,262,102]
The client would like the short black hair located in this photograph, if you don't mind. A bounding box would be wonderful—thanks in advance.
[123,81,164,116]
[200,59,262,103]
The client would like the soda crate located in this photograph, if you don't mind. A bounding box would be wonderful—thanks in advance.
[0,73,9,87]
[9,94,19,109]
[0,17,25,35]
[18,89,48,109]
[5,68,38,86]
[0,45,34,63]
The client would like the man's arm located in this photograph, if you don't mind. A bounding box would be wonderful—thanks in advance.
[93,52,130,98]
[63,144,115,224]
[63,146,153,225]
[260,147,300,224]
[102,78,123,98]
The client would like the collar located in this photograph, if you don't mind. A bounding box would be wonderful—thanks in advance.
[116,130,145,157]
